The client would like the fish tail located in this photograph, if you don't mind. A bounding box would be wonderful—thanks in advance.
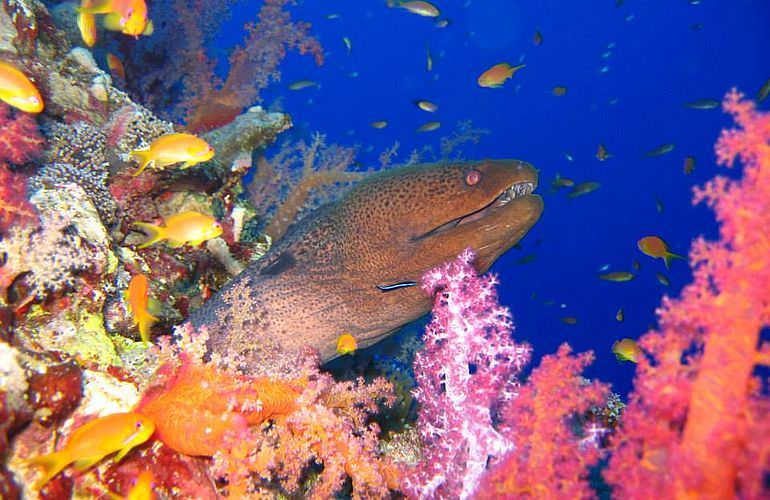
[27,450,71,488]
[664,251,686,269]
[129,150,153,176]
[136,310,158,343]
[133,222,165,248]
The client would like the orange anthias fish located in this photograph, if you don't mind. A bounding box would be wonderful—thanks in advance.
[134,211,223,248]
[612,338,643,363]
[124,470,155,500]
[106,52,126,81]
[129,133,214,176]
[637,235,685,269]
[0,61,43,113]
[477,63,525,88]
[80,0,153,37]
[125,274,157,343]
[28,412,155,487]
[336,333,357,355]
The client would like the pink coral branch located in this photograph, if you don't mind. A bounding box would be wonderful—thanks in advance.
[402,249,531,499]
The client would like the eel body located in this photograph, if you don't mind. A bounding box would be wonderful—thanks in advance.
[186,159,543,372]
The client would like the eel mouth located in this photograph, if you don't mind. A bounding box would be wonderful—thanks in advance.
[454,181,537,227]
[416,179,538,240]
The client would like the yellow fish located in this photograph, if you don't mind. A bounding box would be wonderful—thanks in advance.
[612,338,643,363]
[81,0,152,37]
[477,63,525,88]
[596,142,612,161]
[0,61,43,113]
[336,333,357,355]
[416,121,441,132]
[28,412,155,487]
[129,133,214,176]
[134,211,222,249]
[414,100,438,112]
[398,1,440,17]
[552,85,568,96]
[107,52,126,81]
[599,271,635,282]
[125,274,157,343]
[287,79,319,90]
[637,236,684,269]
[125,470,155,500]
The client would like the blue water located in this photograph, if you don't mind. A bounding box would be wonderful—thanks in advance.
[228,0,767,395]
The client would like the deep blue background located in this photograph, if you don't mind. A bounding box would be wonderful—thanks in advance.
[226,1,768,395]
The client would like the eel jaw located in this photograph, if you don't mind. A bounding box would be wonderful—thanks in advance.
[453,181,536,227]
[416,179,538,238]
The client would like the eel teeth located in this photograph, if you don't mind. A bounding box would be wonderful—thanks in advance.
[498,182,534,205]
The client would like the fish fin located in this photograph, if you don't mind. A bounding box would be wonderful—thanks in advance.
[137,311,158,343]
[142,19,154,36]
[129,150,154,176]
[27,450,72,488]
[77,0,112,14]
[113,444,137,463]
[133,222,165,248]
[663,252,685,269]
[179,161,193,169]
[166,239,186,248]
[73,453,108,471]
[101,12,125,32]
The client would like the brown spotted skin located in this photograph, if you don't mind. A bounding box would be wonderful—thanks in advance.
[186,159,543,371]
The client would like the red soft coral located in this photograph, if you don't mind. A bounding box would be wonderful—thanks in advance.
[0,103,43,165]
[0,163,36,234]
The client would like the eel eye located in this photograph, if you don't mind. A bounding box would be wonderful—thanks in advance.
[465,169,482,186]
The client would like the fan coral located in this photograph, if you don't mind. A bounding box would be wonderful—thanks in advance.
[603,90,770,498]
[248,133,362,241]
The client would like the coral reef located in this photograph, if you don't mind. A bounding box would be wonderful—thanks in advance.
[603,90,770,498]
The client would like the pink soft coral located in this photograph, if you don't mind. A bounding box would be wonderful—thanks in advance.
[604,90,770,499]
[401,248,531,499]
[479,344,609,499]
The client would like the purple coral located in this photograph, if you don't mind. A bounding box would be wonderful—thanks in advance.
[402,249,531,499]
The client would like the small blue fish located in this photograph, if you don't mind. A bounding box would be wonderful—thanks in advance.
[377,281,417,292]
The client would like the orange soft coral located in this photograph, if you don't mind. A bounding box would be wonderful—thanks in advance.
[140,327,398,498]
[137,353,302,456]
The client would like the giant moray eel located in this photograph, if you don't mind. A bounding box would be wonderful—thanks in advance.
[187,159,542,372]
